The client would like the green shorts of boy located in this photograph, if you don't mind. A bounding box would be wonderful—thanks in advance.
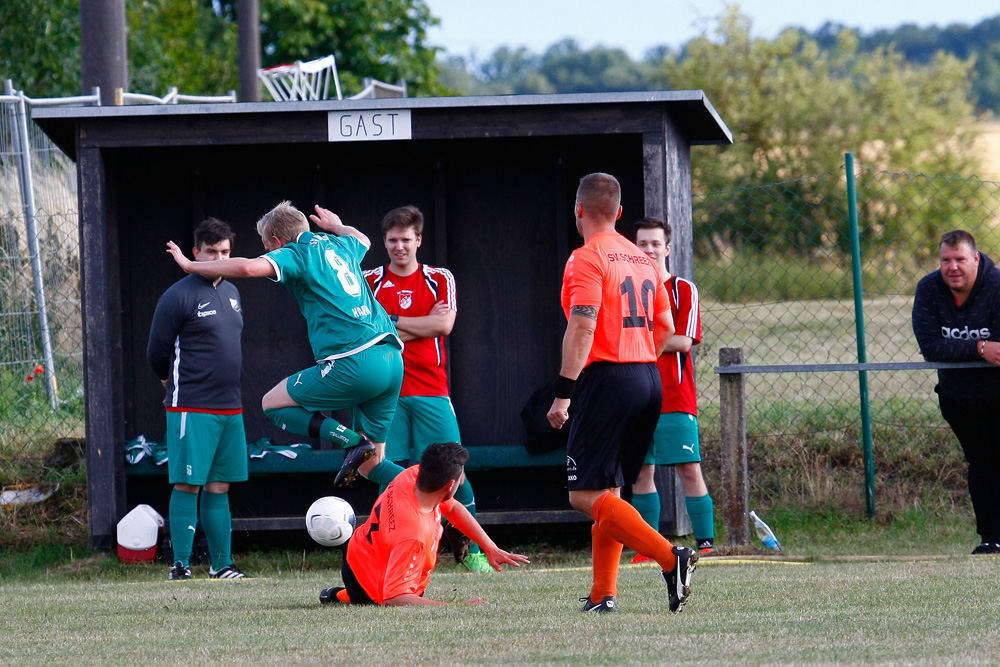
[635,412,715,548]
[166,411,248,570]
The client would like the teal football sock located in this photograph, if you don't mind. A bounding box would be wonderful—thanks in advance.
[685,493,715,541]
[367,459,405,494]
[630,491,661,531]
[200,490,233,570]
[452,476,482,554]
[264,406,361,448]
[168,488,199,567]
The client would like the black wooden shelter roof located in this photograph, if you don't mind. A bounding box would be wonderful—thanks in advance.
[34,90,732,160]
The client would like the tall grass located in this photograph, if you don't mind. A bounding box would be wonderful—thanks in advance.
[0,364,85,482]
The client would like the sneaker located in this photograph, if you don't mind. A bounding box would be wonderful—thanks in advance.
[579,595,617,613]
[630,553,655,565]
[971,542,1000,555]
[461,552,493,573]
[208,564,245,579]
[168,561,192,580]
[443,520,470,564]
[319,586,345,604]
[662,545,699,613]
[334,436,376,488]
[697,539,716,555]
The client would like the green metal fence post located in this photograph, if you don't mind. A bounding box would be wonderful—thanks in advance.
[846,153,876,518]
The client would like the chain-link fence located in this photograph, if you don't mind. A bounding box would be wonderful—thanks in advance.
[1,98,994,519]
[693,165,1000,517]
[0,82,239,492]
[0,86,89,486]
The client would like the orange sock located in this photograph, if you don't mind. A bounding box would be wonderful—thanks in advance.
[590,521,623,601]
[592,492,676,571]
[336,588,351,604]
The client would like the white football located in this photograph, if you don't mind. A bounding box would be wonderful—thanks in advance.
[305,496,356,547]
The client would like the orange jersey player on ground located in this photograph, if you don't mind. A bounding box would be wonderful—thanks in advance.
[547,172,699,615]
[318,442,529,606]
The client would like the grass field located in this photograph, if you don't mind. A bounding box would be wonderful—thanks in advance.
[5,543,1000,666]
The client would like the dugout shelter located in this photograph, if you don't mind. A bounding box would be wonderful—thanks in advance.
[34,92,732,549]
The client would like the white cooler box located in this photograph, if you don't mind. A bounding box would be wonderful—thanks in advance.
[117,504,164,563]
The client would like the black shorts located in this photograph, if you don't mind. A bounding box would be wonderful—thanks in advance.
[566,361,661,491]
[340,539,376,605]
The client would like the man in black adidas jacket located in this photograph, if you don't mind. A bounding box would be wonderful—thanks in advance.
[912,229,1000,554]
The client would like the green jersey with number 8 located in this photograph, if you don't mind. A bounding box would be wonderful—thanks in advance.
[263,230,401,361]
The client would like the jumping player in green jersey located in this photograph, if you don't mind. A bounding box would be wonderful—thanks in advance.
[166,202,403,488]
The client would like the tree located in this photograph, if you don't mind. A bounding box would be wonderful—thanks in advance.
[445,39,661,96]
[248,0,445,96]
[807,16,1000,114]
[655,6,985,258]
[537,39,657,94]
[0,0,82,97]
[2,0,444,99]
[128,0,239,96]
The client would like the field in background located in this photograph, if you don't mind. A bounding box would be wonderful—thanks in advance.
[976,120,1000,181]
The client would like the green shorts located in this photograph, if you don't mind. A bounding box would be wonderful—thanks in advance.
[385,395,461,463]
[287,343,404,444]
[643,412,702,465]
[166,411,248,486]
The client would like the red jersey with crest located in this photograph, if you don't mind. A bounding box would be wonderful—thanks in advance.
[657,275,701,415]
[561,231,669,366]
[364,264,456,396]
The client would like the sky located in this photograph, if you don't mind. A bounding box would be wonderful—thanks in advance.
[424,0,1000,61]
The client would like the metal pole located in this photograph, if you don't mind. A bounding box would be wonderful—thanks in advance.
[846,153,875,517]
[4,80,59,409]
[80,0,128,106]
[238,0,262,102]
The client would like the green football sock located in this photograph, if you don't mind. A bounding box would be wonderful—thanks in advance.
[168,488,199,567]
[452,476,482,554]
[367,459,405,494]
[631,491,661,531]
[264,406,361,448]
[200,490,233,570]
[685,493,715,541]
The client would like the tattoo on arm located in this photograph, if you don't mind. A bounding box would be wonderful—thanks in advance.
[571,305,599,321]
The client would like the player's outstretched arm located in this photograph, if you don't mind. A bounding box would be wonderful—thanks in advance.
[441,502,530,572]
[308,205,370,247]
[165,241,275,279]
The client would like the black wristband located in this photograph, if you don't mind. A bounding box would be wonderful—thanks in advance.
[390,314,399,324]
[553,375,576,399]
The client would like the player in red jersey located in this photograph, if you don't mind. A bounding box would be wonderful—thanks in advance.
[318,442,529,606]
[363,205,489,572]
[628,218,715,564]
[547,173,698,614]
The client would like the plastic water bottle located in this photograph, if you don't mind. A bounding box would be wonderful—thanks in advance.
[749,510,782,551]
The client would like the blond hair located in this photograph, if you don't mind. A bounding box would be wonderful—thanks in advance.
[257,201,309,242]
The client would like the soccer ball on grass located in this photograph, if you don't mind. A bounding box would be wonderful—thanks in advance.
[305,496,356,547]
